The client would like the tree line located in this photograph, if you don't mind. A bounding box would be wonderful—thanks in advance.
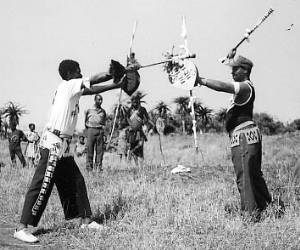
[105,92,300,136]
[0,97,299,139]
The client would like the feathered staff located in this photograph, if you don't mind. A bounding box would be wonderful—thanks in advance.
[220,8,274,63]
[162,16,199,153]
[181,15,199,153]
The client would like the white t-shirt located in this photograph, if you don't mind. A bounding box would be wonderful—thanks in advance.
[46,78,89,137]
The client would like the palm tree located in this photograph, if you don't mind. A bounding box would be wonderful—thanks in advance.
[193,100,203,117]
[154,101,170,119]
[131,90,147,103]
[215,108,227,131]
[112,97,131,122]
[173,96,190,134]
[2,101,27,127]
[197,105,213,132]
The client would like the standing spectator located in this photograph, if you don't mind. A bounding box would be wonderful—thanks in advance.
[74,135,87,157]
[8,122,27,167]
[126,95,149,166]
[116,119,129,161]
[85,94,107,171]
[25,123,40,168]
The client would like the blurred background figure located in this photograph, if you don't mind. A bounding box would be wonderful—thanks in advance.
[8,122,27,168]
[74,135,87,157]
[116,119,129,161]
[126,95,149,166]
[25,123,40,168]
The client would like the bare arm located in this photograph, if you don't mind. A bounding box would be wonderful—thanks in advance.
[84,110,89,128]
[89,72,112,86]
[197,77,235,94]
[82,75,125,96]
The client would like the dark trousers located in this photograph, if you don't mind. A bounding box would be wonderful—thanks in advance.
[20,148,92,227]
[9,146,26,167]
[86,128,105,170]
[231,133,271,213]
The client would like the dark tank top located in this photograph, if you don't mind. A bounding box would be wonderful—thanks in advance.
[225,81,255,132]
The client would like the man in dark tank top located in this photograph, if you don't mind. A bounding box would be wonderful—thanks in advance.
[196,50,281,221]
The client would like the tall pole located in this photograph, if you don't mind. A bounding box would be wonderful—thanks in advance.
[189,90,198,153]
[106,21,138,150]
[181,15,198,153]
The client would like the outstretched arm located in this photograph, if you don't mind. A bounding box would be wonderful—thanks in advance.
[197,77,235,94]
[82,75,125,96]
[89,72,113,86]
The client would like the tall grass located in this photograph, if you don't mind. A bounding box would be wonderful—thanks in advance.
[1,132,300,249]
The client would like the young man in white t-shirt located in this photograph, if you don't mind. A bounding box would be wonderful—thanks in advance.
[14,59,125,243]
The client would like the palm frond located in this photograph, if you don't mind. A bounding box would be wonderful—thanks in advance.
[2,101,27,126]
[154,101,170,117]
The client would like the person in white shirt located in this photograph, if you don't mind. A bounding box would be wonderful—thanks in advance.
[25,123,40,168]
[14,59,125,243]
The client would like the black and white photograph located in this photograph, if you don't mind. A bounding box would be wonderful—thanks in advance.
[0,0,299,248]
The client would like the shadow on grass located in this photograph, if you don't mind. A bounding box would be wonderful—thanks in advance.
[33,228,53,236]
[92,192,129,224]
[33,222,76,236]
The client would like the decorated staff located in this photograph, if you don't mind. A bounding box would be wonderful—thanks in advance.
[155,116,166,164]
[220,8,274,63]
[162,16,199,153]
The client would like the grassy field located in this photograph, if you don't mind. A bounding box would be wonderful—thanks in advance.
[1,132,300,249]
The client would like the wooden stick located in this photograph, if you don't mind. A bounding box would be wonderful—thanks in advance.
[106,21,138,150]
[220,8,274,63]
[140,53,196,69]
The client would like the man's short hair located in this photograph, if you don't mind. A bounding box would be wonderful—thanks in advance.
[29,123,35,128]
[94,94,102,100]
[58,60,80,80]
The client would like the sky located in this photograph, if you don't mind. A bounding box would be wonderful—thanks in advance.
[1,0,299,131]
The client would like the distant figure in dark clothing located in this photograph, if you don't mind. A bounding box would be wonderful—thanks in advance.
[8,123,27,167]
[126,95,149,166]
[116,119,129,161]
[74,136,87,157]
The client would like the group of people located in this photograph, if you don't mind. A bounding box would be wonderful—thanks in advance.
[74,91,149,172]
[13,50,282,244]
[7,123,40,168]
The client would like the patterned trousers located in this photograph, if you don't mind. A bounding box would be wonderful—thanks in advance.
[230,125,271,213]
[20,148,92,227]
